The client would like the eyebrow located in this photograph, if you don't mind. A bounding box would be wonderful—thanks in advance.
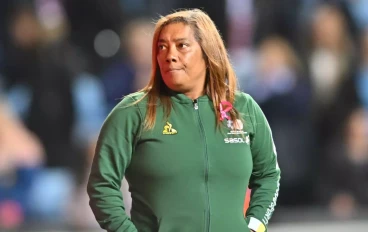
[158,38,189,43]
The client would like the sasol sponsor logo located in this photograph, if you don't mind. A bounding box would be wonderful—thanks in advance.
[224,135,250,144]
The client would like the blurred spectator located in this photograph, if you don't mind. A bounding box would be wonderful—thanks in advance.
[3,4,79,173]
[101,18,154,111]
[0,98,44,229]
[248,36,314,206]
[301,2,360,164]
[319,107,368,219]
[0,3,106,228]
[307,3,356,107]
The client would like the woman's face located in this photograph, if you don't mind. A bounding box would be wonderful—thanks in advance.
[156,22,207,97]
[312,6,345,49]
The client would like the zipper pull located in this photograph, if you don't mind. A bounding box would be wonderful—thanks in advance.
[193,99,199,110]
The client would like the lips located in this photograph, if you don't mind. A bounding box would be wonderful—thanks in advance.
[166,67,182,73]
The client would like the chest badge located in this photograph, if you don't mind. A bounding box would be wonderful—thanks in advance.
[163,122,178,135]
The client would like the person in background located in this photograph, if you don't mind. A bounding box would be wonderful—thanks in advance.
[88,8,280,232]
[319,107,368,219]
[3,4,78,176]
[302,2,360,152]
[1,3,107,227]
[300,3,360,199]
[249,36,314,206]
[101,18,154,112]
[0,98,44,229]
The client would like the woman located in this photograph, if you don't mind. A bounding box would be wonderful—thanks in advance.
[87,9,280,232]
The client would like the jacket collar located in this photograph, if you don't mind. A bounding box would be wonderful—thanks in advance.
[169,91,210,103]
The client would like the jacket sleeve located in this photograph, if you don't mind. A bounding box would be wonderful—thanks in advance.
[87,97,141,232]
[245,95,281,232]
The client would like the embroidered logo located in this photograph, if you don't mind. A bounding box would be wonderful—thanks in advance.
[227,119,247,135]
[163,122,178,135]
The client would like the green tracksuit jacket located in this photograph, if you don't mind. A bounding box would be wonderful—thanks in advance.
[87,91,281,232]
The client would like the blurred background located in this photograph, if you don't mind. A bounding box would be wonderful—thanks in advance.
[0,0,367,231]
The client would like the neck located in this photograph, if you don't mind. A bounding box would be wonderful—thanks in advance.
[183,78,207,100]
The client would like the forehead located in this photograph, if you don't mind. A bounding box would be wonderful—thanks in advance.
[158,22,195,41]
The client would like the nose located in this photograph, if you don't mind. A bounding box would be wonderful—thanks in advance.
[165,47,177,63]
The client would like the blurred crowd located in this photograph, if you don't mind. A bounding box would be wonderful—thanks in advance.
[0,0,367,230]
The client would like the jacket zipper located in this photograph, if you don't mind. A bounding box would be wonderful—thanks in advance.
[193,99,210,232]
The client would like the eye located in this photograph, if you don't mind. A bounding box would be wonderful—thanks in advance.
[178,43,189,49]
[158,44,166,50]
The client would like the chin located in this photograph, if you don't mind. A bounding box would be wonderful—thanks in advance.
[167,84,183,92]
[163,78,183,89]
[164,81,186,92]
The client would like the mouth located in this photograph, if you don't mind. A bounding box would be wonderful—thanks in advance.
[166,68,182,73]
